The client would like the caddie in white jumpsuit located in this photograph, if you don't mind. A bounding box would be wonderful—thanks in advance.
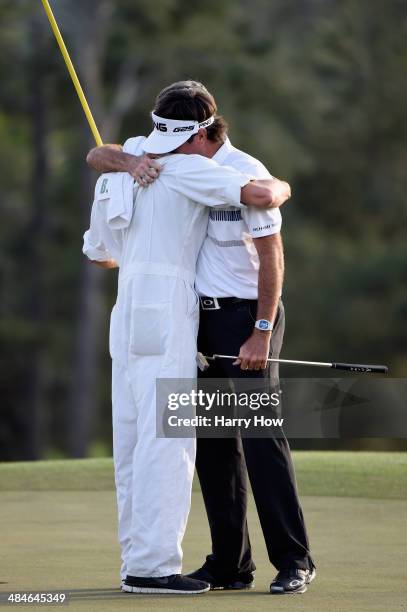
[82,115,274,594]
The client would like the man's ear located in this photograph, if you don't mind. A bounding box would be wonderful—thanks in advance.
[196,127,208,142]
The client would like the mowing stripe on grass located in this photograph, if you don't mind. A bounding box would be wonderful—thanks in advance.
[293,451,407,500]
[0,452,406,499]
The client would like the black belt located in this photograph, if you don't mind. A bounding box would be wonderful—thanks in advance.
[199,296,257,311]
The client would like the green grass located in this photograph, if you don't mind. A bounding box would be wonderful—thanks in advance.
[0,491,406,611]
[0,457,115,492]
[0,453,406,611]
[1,452,407,499]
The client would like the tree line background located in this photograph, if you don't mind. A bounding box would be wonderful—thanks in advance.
[1,0,406,460]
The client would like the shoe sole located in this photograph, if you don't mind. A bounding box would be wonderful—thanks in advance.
[122,584,210,595]
[270,585,307,595]
[212,583,255,591]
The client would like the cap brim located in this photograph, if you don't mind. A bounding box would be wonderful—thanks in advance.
[142,129,192,154]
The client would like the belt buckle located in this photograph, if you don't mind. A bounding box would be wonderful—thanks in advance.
[200,297,220,310]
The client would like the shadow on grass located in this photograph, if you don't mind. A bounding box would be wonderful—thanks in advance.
[0,587,274,603]
[65,587,272,601]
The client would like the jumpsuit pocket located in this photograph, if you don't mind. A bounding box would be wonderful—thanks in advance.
[129,303,169,356]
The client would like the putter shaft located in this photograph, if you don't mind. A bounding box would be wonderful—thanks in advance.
[205,354,388,374]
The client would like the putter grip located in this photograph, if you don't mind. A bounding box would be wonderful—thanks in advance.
[332,362,388,374]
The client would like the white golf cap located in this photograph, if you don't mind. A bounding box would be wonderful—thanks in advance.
[142,112,215,154]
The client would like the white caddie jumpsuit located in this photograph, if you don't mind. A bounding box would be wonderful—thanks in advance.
[83,137,251,579]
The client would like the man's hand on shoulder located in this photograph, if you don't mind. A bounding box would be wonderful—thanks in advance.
[127,153,161,186]
[86,145,161,187]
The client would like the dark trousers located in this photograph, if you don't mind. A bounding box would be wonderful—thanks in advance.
[196,298,314,580]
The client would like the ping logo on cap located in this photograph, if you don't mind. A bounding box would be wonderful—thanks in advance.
[199,117,214,129]
[151,113,214,137]
[153,121,168,132]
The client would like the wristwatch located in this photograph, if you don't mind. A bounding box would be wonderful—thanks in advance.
[255,319,273,332]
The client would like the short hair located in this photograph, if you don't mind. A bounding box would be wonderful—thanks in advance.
[153,80,228,144]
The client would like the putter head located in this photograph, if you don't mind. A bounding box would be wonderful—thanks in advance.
[196,352,212,371]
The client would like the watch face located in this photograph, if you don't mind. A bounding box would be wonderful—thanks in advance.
[259,320,269,330]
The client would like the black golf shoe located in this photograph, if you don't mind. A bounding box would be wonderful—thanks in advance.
[187,566,255,590]
[122,573,210,594]
[270,567,316,594]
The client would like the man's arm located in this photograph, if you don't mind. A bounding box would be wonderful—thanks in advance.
[86,145,161,186]
[234,233,284,370]
[87,145,290,208]
[91,259,119,269]
[241,179,291,209]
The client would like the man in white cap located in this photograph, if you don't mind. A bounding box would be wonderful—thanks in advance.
[88,80,315,596]
[83,92,290,594]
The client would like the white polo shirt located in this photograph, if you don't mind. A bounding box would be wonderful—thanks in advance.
[196,138,282,299]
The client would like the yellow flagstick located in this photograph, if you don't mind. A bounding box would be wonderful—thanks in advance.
[40,0,103,146]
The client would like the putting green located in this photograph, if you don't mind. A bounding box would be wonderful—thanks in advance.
[0,453,406,611]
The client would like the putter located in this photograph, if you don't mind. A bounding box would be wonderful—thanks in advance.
[197,353,388,374]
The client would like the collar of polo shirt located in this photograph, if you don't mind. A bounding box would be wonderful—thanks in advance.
[142,113,215,155]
